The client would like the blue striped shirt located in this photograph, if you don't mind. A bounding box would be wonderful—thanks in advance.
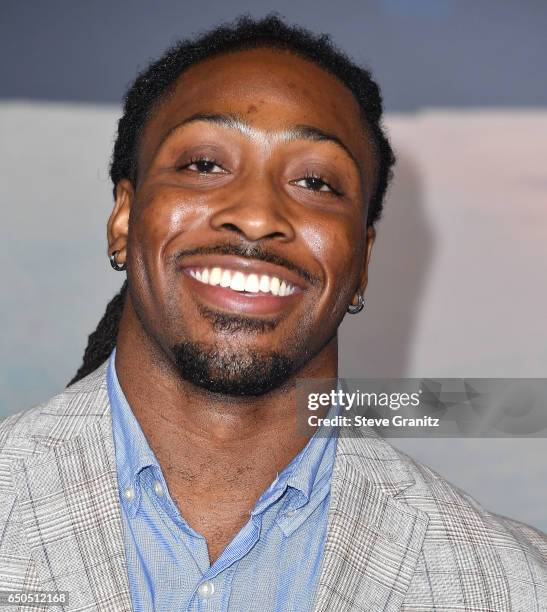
[106,349,338,611]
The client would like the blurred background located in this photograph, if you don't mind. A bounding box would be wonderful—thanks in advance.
[1,1,546,530]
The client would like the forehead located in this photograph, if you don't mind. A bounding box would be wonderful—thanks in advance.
[138,47,375,179]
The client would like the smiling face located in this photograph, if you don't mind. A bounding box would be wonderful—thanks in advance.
[108,47,377,395]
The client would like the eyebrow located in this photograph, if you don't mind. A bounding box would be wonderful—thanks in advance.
[158,112,362,176]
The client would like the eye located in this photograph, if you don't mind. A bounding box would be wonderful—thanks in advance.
[291,172,342,195]
[179,156,227,174]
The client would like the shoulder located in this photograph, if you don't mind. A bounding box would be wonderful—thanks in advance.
[399,447,545,552]
[0,361,110,483]
[393,447,547,607]
[0,362,112,591]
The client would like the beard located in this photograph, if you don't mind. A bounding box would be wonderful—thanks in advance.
[171,304,306,396]
[172,340,295,396]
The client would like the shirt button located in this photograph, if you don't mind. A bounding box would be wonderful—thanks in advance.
[153,480,163,496]
[285,508,296,517]
[197,580,215,599]
[124,486,135,501]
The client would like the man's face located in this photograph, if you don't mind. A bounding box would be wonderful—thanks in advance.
[110,47,377,395]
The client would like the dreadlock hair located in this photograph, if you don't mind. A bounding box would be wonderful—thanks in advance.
[67,280,128,386]
[68,13,396,386]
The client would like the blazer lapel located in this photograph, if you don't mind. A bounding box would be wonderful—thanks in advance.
[10,370,133,611]
[313,426,429,612]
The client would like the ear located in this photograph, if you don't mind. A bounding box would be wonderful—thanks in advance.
[356,225,376,297]
[107,179,133,266]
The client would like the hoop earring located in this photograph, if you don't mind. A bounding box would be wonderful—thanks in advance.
[347,293,365,314]
[109,250,126,271]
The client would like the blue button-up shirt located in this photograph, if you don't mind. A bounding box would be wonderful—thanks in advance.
[107,349,338,611]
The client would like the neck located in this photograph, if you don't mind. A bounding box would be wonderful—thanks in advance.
[114,295,338,499]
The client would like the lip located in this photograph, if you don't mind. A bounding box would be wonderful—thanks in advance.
[178,255,308,290]
[181,268,303,316]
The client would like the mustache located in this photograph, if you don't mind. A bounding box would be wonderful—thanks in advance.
[174,242,319,286]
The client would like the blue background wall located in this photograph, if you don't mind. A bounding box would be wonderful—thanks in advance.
[2,0,546,109]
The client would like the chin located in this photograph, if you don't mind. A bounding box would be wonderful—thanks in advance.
[171,340,295,396]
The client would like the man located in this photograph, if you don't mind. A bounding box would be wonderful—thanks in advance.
[1,14,545,612]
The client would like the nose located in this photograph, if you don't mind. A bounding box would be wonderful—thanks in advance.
[209,174,295,243]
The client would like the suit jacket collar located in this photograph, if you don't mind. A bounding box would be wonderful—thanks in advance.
[10,364,427,611]
[313,426,429,611]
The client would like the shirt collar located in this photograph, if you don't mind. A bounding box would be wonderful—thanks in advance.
[252,388,341,517]
[107,348,159,515]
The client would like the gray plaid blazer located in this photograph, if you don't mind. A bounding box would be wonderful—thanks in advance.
[1,363,546,611]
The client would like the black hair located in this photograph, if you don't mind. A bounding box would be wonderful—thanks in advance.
[68,13,395,386]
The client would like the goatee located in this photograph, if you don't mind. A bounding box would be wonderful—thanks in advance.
[172,341,295,396]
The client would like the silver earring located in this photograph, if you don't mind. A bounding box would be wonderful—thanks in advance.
[109,250,126,271]
[347,293,365,314]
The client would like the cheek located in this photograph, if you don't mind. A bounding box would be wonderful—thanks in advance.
[301,216,366,284]
[130,187,207,252]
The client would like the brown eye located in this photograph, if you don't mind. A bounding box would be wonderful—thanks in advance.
[291,172,341,195]
[180,157,226,174]
[302,176,330,191]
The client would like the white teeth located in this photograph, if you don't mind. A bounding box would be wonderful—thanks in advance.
[209,267,222,285]
[270,277,280,296]
[189,267,295,296]
[244,274,260,293]
[230,271,246,292]
[220,269,231,287]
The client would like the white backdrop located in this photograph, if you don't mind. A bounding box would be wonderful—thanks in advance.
[1,102,546,530]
